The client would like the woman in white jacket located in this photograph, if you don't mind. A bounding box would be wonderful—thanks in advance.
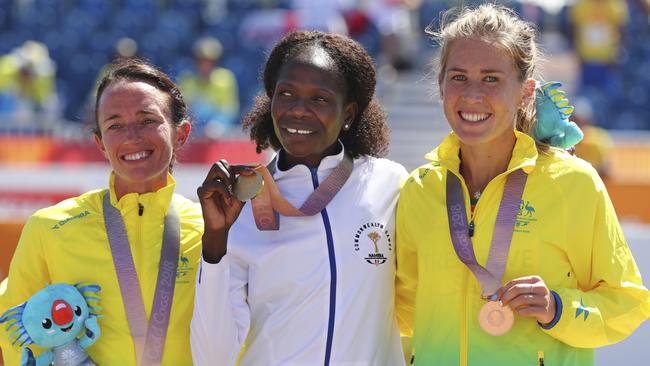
[190,31,408,366]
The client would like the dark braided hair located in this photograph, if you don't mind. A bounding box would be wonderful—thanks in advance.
[242,30,390,158]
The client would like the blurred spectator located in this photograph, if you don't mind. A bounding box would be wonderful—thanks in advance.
[113,37,139,64]
[178,36,240,139]
[573,97,614,179]
[0,41,60,130]
[641,0,650,15]
[84,37,140,124]
[290,0,349,34]
[94,37,140,90]
[364,0,422,72]
[569,0,629,92]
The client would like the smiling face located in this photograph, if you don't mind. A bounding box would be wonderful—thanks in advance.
[439,37,533,148]
[270,47,357,167]
[95,80,189,197]
[22,284,89,348]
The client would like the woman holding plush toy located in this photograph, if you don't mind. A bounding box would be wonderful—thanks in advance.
[0,59,202,365]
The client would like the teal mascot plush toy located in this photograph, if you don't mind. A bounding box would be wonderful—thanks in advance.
[0,283,101,366]
[534,81,584,149]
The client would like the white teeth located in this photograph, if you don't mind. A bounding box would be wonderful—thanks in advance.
[124,151,149,161]
[460,112,490,122]
[286,127,313,135]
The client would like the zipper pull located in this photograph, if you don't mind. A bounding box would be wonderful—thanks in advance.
[538,351,545,366]
[468,220,475,237]
[138,203,144,216]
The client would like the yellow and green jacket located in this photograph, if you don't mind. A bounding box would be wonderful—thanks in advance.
[395,131,650,366]
[0,174,203,365]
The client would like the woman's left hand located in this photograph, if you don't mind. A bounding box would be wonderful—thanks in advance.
[496,275,556,325]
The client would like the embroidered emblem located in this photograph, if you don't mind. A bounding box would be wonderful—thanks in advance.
[514,200,537,233]
[575,298,590,321]
[353,222,392,266]
[175,254,193,284]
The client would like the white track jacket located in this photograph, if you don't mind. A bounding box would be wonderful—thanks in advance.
[191,149,407,366]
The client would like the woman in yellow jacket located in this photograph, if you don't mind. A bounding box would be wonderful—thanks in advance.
[0,59,202,365]
[395,4,650,365]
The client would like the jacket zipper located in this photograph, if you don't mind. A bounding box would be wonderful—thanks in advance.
[310,167,337,366]
[136,201,143,274]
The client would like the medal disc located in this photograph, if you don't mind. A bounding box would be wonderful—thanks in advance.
[233,171,263,201]
[478,301,514,336]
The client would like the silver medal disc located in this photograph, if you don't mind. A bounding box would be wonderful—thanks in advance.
[233,170,263,201]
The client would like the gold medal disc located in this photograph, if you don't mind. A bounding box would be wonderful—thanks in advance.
[233,171,263,201]
[478,301,514,336]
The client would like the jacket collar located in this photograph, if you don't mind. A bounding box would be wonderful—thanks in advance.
[272,141,346,180]
[108,173,176,215]
[424,130,538,175]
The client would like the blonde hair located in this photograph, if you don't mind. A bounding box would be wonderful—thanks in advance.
[427,3,540,136]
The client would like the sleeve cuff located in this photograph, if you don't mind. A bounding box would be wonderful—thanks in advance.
[539,290,562,329]
[198,254,228,285]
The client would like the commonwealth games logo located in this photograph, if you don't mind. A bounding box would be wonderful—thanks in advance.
[353,222,392,266]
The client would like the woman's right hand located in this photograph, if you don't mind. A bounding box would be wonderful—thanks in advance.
[197,159,249,262]
[198,159,250,231]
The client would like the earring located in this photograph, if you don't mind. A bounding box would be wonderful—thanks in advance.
[343,123,350,131]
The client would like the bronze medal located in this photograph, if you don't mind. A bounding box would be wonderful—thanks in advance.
[478,301,514,336]
[233,170,263,201]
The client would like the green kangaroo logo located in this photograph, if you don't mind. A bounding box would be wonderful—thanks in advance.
[179,255,189,268]
[519,201,535,217]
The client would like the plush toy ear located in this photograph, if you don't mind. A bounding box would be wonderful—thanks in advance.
[0,302,26,323]
[0,302,33,347]
[75,283,103,316]
[533,81,584,148]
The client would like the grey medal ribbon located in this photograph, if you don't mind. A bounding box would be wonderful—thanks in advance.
[250,151,353,230]
[446,169,528,298]
[103,193,180,365]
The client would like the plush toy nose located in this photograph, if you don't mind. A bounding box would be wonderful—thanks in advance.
[51,300,73,325]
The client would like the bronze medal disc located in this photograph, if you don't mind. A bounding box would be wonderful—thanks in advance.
[234,171,263,201]
[478,301,514,336]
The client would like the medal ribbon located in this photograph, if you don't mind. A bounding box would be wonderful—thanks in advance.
[446,169,527,297]
[250,152,353,230]
[103,193,180,365]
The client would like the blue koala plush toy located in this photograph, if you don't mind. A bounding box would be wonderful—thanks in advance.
[0,283,101,366]
[534,81,584,149]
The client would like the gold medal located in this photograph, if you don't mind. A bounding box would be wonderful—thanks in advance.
[233,170,263,201]
[478,301,514,336]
